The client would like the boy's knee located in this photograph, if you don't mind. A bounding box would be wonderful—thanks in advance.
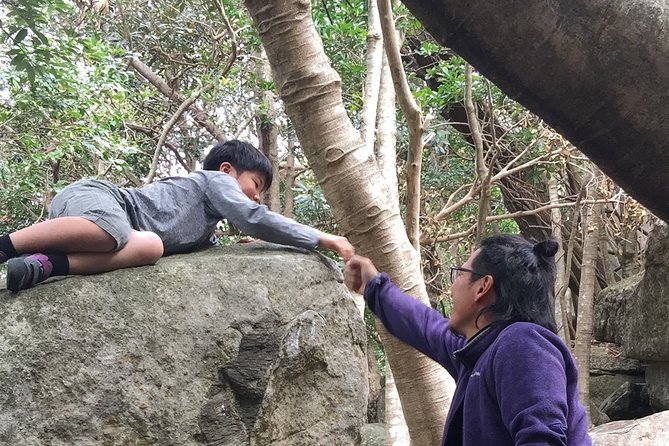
[132,232,164,264]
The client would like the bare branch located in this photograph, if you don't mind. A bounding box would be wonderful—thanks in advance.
[128,57,226,141]
[433,147,563,221]
[378,0,424,249]
[556,186,584,341]
[144,87,209,184]
[464,64,491,243]
[359,0,383,155]
[212,0,238,78]
[423,198,611,245]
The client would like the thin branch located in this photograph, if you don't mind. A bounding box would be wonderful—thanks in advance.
[378,0,424,249]
[321,0,334,23]
[464,64,490,243]
[123,167,143,187]
[434,141,563,221]
[212,0,238,78]
[434,182,482,220]
[233,113,258,140]
[556,187,585,340]
[128,57,226,141]
[423,198,611,245]
[144,87,208,184]
[359,0,383,155]
[123,121,193,173]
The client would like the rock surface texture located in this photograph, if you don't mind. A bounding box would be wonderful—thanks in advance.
[0,243,368,445]
[590,410,669,445]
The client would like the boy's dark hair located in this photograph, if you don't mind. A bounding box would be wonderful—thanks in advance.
[203,140,273,191]
[471,234,558,332]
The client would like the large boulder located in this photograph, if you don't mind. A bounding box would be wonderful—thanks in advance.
[589,343,646,424]
[0,243,368,445]
[599,382,652,421]
[590,411,669,445]
[624,222,669,361]
[646,363,669,411]
[593,273,641,344]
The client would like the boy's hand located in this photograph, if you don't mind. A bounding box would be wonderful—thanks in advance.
[318,232,355,261]
[344,255,379,294]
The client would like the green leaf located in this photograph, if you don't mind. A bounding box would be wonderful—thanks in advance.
[10,53,26,67]
[14,28,29,44]
[34,31,49,45]
[26,65,36,84]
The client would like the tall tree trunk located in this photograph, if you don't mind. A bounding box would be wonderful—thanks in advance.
[397,0,669,223]
[373,13,410,443]
[360,0,384,155]
[385,362,411,445]
[254,49,281,210]
[282,139,299,218]
[375,53,399,213]
[549,175,570,343]
[378,0,425,249]
[244,1,454,444]
[573,165,603,421]
[463,63,491,244]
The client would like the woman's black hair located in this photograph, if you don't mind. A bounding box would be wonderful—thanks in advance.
[202,140,273,191]
[470,234,559,332]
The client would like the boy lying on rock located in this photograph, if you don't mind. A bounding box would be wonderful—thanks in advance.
[0,140,353,292]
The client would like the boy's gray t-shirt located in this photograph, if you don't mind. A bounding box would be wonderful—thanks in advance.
[119,171,319,255]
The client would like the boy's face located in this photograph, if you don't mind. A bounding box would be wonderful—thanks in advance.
[220,163,265,203]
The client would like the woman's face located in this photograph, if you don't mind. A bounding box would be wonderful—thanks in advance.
[448,250,484,338]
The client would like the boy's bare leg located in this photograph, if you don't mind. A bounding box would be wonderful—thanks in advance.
[6,230,163,292]
[67,231,164,274]
[10,217,117,253]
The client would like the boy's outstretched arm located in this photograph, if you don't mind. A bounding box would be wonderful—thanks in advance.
[207,174,355,260]
[317,231,354,261]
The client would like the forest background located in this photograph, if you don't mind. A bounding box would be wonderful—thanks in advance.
[0,0,656,444]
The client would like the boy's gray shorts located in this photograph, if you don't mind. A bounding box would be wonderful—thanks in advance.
[48,179,132,250]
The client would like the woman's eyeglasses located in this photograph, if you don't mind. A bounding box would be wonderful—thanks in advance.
[450,266,487,284]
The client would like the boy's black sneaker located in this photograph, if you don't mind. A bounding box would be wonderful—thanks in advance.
[7,254,52,292]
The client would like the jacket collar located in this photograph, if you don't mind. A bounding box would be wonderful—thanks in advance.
[453,320,515,370]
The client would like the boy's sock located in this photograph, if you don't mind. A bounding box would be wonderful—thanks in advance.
[0,234,19,264]
[6,253,69,292]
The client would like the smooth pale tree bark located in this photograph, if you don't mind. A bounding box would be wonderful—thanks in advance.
[360,0,384,155]
[398,0,669,223]
[378,0,425,249]
[281,142,299,218]
[244,1,454,444]
[363,4,411,443]
[573,165,603,420]
[375,53,400,213]
[374,19,411,446]
[385,364,410,445]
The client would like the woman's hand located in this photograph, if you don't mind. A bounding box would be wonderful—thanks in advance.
[344,255,379,294]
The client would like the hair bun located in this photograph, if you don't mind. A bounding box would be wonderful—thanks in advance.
[533,239,559,258]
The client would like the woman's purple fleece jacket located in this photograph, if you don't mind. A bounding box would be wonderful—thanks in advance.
[365,273,592,446]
